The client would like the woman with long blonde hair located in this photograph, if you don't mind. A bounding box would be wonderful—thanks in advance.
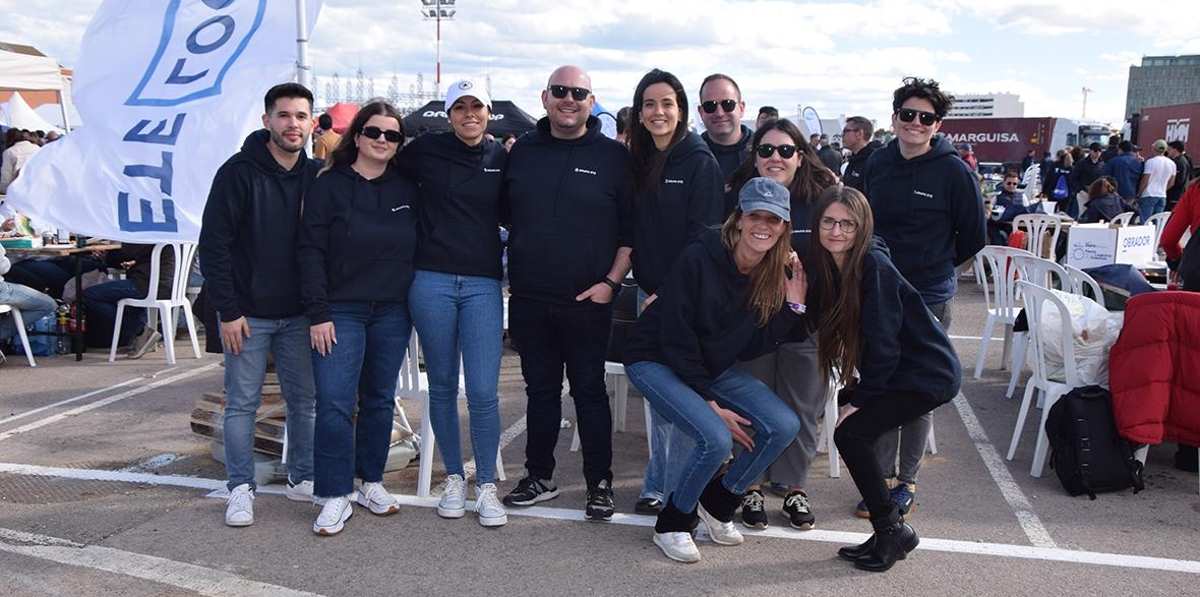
[623,177,809,564]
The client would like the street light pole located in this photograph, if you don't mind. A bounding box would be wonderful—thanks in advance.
[421,0,456,86]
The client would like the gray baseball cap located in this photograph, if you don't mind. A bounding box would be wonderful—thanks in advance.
[738,177,791,222]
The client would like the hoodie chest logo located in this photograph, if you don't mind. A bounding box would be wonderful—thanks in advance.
[483,167,501,173]
[574,167,597,176]
[913,190,934,199]
[664,178,684,185]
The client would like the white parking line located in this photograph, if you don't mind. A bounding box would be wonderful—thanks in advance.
[951,392,1058,548]
[0,366,177,427]
[0,362,220,444]
[0,528,323,597]
[3,460,1197,575]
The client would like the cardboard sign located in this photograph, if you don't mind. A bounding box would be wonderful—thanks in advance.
[1066,224,1156,269]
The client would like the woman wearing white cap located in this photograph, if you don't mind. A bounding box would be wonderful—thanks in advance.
[397,79,509,527]
[622,177,809,563]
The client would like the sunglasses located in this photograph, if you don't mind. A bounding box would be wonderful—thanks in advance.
[756,143,797,159]
[701,99,739,114]
[548,85,591,101]
[896,108,939,126]
[842,128,860,135]
[360,126,402,143]
[1004,181,1019,186]
[819,216,858,233]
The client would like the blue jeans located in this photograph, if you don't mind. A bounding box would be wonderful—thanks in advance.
[312,302,412,498]
[83,279,145,346]
[1139,196,1166,225]
[222,314,315,491]
[635,287,693,501]
[626,361,800,513]
[0,281,56,340]
[408,270,503,485]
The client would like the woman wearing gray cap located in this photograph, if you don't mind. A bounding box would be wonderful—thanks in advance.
[622,177,809,563]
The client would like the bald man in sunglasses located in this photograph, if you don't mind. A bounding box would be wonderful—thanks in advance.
[857,76,986,520]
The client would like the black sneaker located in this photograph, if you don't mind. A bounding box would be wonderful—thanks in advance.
[585,479,615,521]
[502,475,559,506]
[741,489,768,529]
[783,490,815,530]
[634,497,662,515]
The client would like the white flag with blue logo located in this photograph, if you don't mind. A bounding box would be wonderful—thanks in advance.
[6,0,323,242]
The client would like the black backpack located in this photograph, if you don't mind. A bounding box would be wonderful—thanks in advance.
[1044,385,1145,499]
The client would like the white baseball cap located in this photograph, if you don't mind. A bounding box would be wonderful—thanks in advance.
[445,79,492,110]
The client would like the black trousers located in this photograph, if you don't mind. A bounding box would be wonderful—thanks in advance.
[509,296,613,487]
[834,392,940,527]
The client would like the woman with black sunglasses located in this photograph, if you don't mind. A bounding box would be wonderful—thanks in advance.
[724,119,838,531]
[297,100,418,535]
[626,68,726,516]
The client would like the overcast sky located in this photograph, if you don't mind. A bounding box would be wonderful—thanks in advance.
[2,0,1198,130]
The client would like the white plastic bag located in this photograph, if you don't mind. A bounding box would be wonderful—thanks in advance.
[1030,288,1124,387]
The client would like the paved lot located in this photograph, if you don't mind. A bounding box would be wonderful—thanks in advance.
[1,277,1198,596]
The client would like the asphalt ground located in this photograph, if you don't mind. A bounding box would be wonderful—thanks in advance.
[1,275,1198,596]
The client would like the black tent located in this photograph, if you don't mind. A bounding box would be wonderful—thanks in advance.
[403,100,538,138]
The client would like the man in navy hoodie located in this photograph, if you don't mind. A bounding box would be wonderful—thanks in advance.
[501,65,634,521]
[199,83,322,527]
[860,77,985,519]
[697,74,752,182]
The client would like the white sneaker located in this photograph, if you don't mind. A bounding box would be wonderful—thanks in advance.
[313,494,353,535]
[474,483,508,527]
[697,503,744,546]
[225,484,255,527]
[356,482,400,516]
[653,531,701,563]
[437,474,467,519]
[285,479,314,502]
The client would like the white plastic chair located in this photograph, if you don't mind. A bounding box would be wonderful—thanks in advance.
[1004,256,1068,398]
[1061,264,1105,304]
[1110,211,1136,227]
[1007,282,1084,477]
[0,305,36,367]
[973,245,1035,378]
[1145,211,1171,257]
[108,243,201,365]
[1012,214,1064,260]
[395,330,506,498]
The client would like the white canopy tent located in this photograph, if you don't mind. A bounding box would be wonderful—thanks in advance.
[0,47,72,131]
[1,91,64,133]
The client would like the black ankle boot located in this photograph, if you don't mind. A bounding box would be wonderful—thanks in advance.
[654,497,699,534]
[853,521,919,572]
[837,534,876,561]
[698,475,741,523]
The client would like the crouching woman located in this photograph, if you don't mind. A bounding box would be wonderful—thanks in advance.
[623,178,808,563]
[808,186,961,572]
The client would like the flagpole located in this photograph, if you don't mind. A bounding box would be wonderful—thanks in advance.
[295,0,311,89]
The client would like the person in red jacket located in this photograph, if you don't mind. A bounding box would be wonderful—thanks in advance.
[1158,177,1200,471]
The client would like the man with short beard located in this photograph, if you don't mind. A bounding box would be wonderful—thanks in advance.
[200,82,322,528]
[841,116,880,192]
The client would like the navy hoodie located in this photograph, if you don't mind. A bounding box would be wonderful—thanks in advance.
[199,129,321,322]
[623,229,805,401]
[503,116,633,305]
[702,124,754,182]
[397,131,507,279]
[843,141,882,192]
[297,163,419,324]
[631,133,725,295]
[1078,192,1135,224]
[862,135,986,294]
[841,245,961,408]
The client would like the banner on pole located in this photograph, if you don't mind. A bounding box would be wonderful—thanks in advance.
[6,0,323,242]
